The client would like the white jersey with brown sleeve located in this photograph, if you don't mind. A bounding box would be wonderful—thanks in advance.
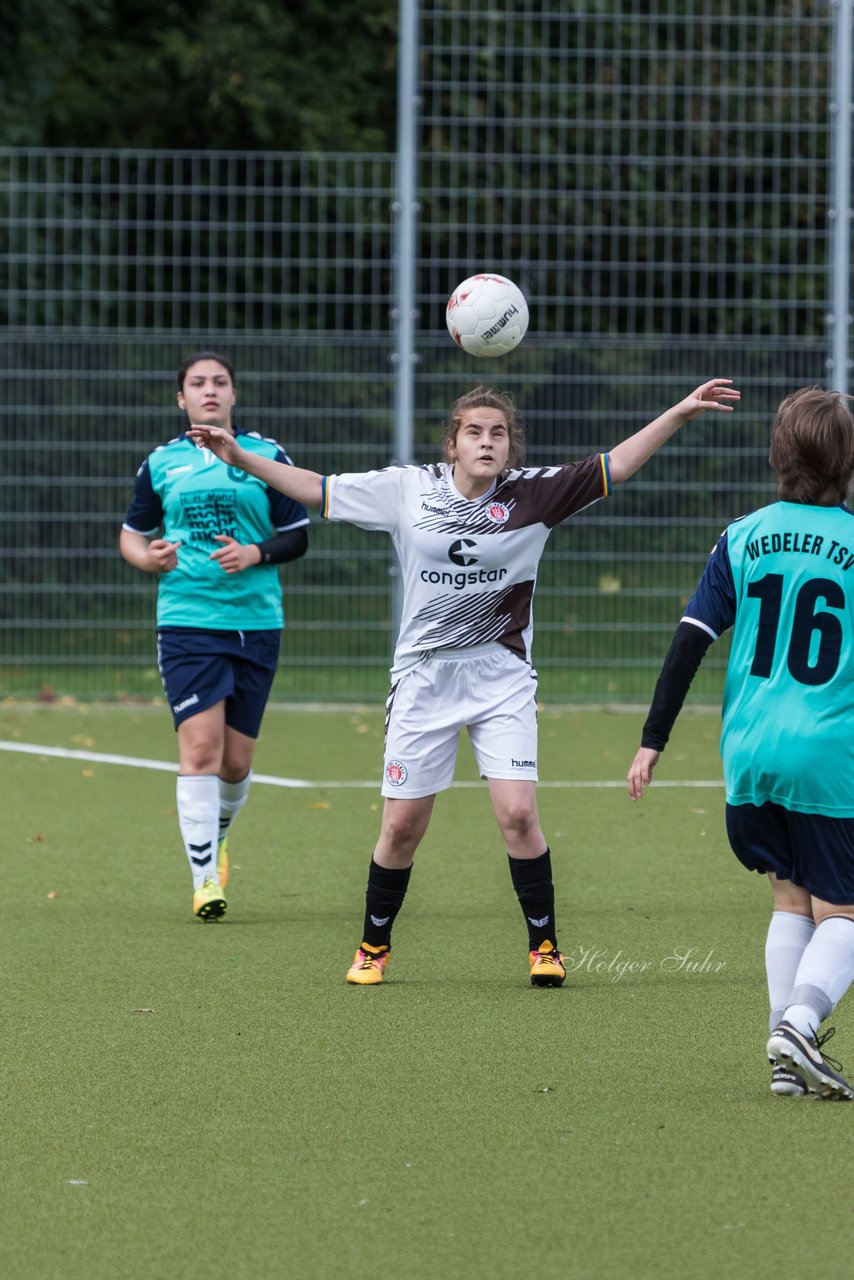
[321,454,612,677]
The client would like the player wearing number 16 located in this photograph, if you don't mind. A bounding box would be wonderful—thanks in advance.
[626,387,854,1100]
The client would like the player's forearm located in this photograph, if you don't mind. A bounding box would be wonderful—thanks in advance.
[230,446,323,507]
[641,621,715,749]
[255,527,309,565]
[609,379,739,482]
[607,404,690,484]
[119,529,158,572]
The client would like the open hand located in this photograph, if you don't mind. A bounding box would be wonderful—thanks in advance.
[676,379,741,421]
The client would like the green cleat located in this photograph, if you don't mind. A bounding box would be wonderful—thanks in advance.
[193,877,227,922]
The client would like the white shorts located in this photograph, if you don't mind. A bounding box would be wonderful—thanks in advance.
[381,643,539,799]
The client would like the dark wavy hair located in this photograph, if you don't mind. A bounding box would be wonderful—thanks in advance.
[769,386,854,504]
[442,386,527,467]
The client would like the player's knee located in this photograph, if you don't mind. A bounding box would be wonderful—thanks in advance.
[769,874,812,915]
[181,745,222,773]
[497,803,539,840]
[381,809,427,850]
[776,891,812,916]
[812,902,854,925]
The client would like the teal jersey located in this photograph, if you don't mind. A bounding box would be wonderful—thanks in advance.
[123,430,309,630]
[684,501,854,817]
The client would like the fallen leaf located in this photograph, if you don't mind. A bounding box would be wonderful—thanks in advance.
[47,891,58,899]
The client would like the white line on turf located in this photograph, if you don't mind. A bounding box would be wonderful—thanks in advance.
[0,739,724,789]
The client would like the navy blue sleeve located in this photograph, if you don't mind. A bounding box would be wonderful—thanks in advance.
[266,446,310,531]
[255,527,309,565]
[682,531,736,639]
[640,623,715,750]
[123,459,163,534]
[638,533,734,751]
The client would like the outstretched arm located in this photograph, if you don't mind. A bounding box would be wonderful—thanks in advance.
[608,379,740,485]
[188,426,324,507]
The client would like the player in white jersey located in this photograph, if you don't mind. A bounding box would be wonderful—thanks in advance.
[190,379,739,985]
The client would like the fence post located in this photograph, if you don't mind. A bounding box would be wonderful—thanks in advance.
[391,0,420,640]
[829,0,853,395]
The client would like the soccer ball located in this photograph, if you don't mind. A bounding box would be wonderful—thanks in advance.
[446,273,529,358]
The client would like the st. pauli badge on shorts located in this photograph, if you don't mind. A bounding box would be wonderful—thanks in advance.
[385,760,408,787]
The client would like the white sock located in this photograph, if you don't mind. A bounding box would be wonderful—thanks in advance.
[218,772,251,846]
[176,774,220,889]
[765,911,815,1032]
[783,916,854,1038]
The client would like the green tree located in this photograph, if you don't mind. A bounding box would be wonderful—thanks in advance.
[1,0,399,150]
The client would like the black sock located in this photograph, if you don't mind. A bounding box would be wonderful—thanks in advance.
[508,848,557,951]
[361,860,412,950]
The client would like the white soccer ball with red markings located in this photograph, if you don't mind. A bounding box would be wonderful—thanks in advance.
[446,273,529,358]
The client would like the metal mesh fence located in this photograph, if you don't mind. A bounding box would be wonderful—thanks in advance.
[0,1,842,705]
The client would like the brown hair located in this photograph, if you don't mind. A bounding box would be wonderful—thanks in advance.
[177,350,236,391]
[769,386,854,505]
[442,386,527,467]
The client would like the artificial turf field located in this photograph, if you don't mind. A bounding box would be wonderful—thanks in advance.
[2,703,852,1280]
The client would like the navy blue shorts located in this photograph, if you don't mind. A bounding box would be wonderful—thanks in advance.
[726,802,854,905]
[157,627,281,737]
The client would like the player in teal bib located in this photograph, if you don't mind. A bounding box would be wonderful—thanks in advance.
[721,501,853,817]
[121,351,309,922]
[142,430,300,630]
[627,386,854,1100]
